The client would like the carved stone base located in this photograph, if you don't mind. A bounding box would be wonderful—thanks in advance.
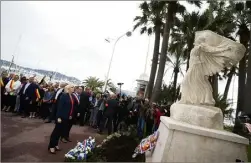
[146,117,248,162]
[170,103,224,130]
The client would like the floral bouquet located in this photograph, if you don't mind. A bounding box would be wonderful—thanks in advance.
[132,131,159,158]
[64,137,95,162]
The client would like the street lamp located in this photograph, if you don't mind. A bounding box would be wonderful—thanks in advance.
[117,82,124,97]
[103,31,132,93]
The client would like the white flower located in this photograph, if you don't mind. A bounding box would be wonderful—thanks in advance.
[115,132,121,137]
[107,135,113,140]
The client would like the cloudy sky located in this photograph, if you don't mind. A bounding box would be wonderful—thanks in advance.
[1,1,238,108]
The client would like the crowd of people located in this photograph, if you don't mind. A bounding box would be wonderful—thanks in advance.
[0,70,170,154]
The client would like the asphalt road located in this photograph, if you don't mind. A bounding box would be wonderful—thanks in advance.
[1,112,105,162]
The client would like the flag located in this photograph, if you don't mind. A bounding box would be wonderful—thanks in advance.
[39,75,46,85]
[10,80,14,90]
[35,89,41,99]
[0,78,4,87]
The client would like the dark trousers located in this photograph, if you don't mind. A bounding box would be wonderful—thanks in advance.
[41,103,51,119]
[63,119,73,139]
[78,111,86,126]
[48,119,68,148]
[8,95,17,112]
[96,110,103,128]
[48,104,57,121]
[23,99,30,116]
[1,93,7,109]
[79,110,89,126]
[28,101,37,112]
[146,118,154,136]
[19,95,25,113]
[113,114,119,133]
[100,115,113,135]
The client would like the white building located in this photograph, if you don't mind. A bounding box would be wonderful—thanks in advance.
[136,73,149,98]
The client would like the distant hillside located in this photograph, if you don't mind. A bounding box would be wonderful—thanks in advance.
[0,59,81,84]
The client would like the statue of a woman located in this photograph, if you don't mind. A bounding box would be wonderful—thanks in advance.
[179,30,246,106]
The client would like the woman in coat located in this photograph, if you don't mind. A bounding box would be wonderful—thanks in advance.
[48,84,75,154]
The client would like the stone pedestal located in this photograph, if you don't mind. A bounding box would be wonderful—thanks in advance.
[146,117,249,162]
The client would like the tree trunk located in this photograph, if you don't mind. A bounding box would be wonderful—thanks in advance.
[223,67,235,100]
[172,66,179,102]
[244,25,251,115]
[186,41,194,71]
[211,74,218,99]
[151,3,174,103]
[233,35,248,134]
[236,37,248,114]
[145,26,161,99]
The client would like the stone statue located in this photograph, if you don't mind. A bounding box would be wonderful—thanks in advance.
[179,30,246,105]
[147,30,249,163]
[170,30,246,130]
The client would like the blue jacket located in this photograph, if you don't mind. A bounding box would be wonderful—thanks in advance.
[56,93,75,120]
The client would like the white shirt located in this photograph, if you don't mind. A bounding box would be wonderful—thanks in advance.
[23,82,31,94]
[94,99,98,107]
[5,80,22,95]
[55,88,63,100]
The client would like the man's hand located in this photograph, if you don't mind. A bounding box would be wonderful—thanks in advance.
[57,118,62,123]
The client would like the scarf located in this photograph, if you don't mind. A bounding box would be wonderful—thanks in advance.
[10,80,14,90]
[69,94,74,118]
[0,78,4,87]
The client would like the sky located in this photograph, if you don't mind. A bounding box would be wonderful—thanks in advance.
[0,1,238,110]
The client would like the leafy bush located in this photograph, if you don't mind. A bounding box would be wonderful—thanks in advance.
[214,94,234,119]
[86,131,145,162]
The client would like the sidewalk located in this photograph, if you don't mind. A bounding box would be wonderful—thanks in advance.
[1,112,105,162]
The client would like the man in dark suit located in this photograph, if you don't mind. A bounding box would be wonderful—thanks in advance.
[21,76,35,118]
[78,87,91,126]
[17,76,27,115]
[22,76,39,118]
[98,94,119,135]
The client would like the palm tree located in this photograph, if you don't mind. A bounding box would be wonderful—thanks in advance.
[202,1,237,98]
[167,35,186,102]
[82,76,104,93]
[151,1,201,102]
[133,1,166,99]
[106,79,117,93]
[173,11,208,71]
[223,67,237,100]
[243,2,251,115]
[230,1,250,118]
